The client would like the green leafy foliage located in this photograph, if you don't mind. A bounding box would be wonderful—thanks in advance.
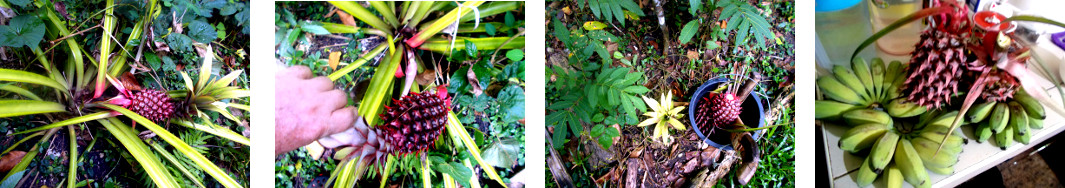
[589,124,620,149]
[553,18,624,66]
[187,20,219,43]
[575,0,645,26]
[0,15,46,49]
[719,0,775,48]
[689,0,705,15]
[274,147,338,188]
[429,156,474,188]
[547,64,648,149]
[0,0,252,186]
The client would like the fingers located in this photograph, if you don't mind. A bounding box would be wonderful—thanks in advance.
[322,90,349,111]
[307,77,335,92]
[324,106,357,137]
[285,66,313,79]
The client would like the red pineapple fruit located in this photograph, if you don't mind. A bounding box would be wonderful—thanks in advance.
[376,89,450,154]
[697,92,742,131]
[336,85,453,165]
[105,74,175,123]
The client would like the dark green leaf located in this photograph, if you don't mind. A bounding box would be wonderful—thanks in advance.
[498,86,525,123]
[678,20,701,44]
[505,12,516,27]
[165,33,194,52]
[145,53,162,69]
[610,1,625,26]
[589,0,602,18]
[0,15,46,49]
[618,0,645,16]
[187,20,218,43]
[552,19,571,44]
[485,23,497,36]
[690,0,703,15]
[464,39,477,58]
[8,0,30,7]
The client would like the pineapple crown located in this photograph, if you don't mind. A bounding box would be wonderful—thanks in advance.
[102,74,141,107]
[929,0,974,37]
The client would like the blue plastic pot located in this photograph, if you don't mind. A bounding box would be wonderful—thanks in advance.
[688,77,767,150]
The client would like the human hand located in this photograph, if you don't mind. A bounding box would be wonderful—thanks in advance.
[275,65,357,155]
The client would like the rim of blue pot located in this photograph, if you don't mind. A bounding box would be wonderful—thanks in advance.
[688,77,766,150]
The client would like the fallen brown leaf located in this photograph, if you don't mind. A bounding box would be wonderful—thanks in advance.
[467,68,484,96]
[415,68,436,86]
[686,50,699,61]
[337,11,357,27]
[328,51,341,70]
[0,151,27,172]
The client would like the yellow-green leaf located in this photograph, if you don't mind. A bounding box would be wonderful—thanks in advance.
[0,69,67,92]
[0,100,66,118]
[446,112,507,187]
[582,21,607,30]
[0,84,42,100]
[173,119,250,146]
[101,104,243,188]
[14,112,114,135]
[97,118,180,188]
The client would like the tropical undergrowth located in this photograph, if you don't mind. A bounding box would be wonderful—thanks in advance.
[546,0,793,187]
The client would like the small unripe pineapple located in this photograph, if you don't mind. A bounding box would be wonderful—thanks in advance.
[125,89,176,122]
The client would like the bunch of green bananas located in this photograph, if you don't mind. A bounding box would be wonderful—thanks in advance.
[818,58,967,188]
[967,90,1046,149]
[816,58,927,120]
[843,111,965,188]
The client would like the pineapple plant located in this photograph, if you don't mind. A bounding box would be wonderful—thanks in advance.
[0,0,251,186]
[282,1,525,187]
[638,91,686,144]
